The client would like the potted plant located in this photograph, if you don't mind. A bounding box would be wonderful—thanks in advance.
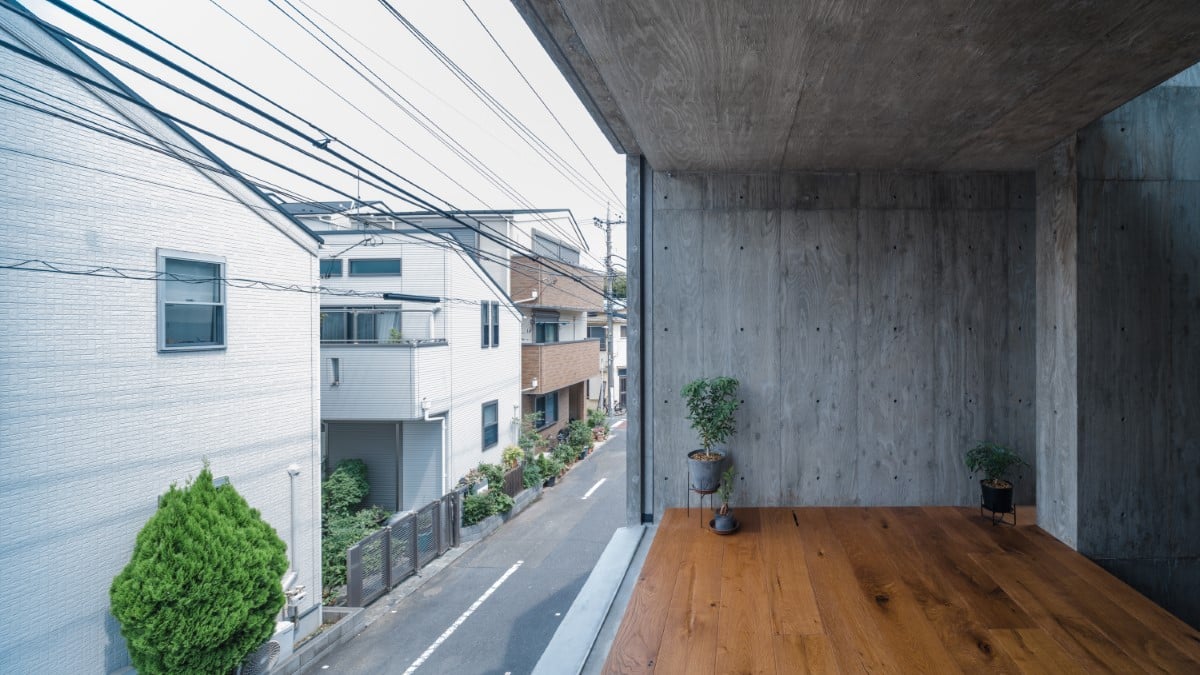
[682,376,740,492]
[712,466,738,533]
[965,441,1028,522]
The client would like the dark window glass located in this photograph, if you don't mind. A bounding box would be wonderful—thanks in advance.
[535,393,558,426]
[535,322,559,344]
[588,326,606,351]
[319,259,342,279]
[348,258,402,276]
[161,257,224,350]
[482,401,498,449]
[491,302,500,347]
[321,311,348,342]
[481,302,490,347]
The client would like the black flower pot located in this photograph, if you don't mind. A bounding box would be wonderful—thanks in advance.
[712,509,737,533]
[687,449,725,493]
[980,479,1014,514]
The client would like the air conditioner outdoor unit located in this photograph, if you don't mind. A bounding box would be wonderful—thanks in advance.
[240,621,294,675]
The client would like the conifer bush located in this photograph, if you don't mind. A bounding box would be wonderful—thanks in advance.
[110,466,288,675]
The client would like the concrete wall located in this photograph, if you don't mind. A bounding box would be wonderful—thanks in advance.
[646,171,1036,513]
[1036,64,1200,627]
[0,13,321,672]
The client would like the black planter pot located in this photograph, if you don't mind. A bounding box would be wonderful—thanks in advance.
[980,479,1014,514]
[712,509,737,533]
[687,449,725,493]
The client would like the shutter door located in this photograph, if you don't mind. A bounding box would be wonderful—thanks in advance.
[402,420,443,511]
[326,422,398,512]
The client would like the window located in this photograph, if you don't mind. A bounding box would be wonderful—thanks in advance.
[482,302,500,348]
[620,325,628,338]
[534,392,558,427]
[482,401,498,450]
[348,258,402,276]
[588,326,606,351]
[319,259,342,279]
[491,302,500,347]
[535,321,559,344]
[320,307,402,344]
[532,233,580,265]
[158,251,225,351]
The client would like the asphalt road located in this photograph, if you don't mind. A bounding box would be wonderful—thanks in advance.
[316,421,627,675]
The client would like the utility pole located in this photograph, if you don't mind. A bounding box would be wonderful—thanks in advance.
[595,206,625,413]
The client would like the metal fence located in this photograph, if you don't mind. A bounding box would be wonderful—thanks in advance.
[501,464,524,498]
[345,489,463,607]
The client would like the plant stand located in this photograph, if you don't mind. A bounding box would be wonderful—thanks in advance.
[686,465,718,529]
[981,501,1016,526]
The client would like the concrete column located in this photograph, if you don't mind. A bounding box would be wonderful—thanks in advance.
[1035,63,1200,628]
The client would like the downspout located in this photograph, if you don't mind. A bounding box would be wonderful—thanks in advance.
[422,396,448,494]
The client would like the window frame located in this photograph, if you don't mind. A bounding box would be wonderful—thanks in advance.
[157,249,226,352]
[481,302,491,347]
[534,392,558,428]
[319,258,343,279]
[491,302,500,347]
[482,400,499,451]
[588,325,606,351]
[348,258,403,276]
[320,306,403,344]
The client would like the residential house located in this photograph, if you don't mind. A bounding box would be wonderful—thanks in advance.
[586,307,627,410]
[285,203,522,509]
[0,4,323,671]
[318,208,606,441]
[512,0,1200,628]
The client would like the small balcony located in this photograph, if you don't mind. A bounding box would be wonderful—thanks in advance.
[321,341,449,421]
[522,339,601,394]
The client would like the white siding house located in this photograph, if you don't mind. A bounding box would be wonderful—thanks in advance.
[0,7,323,672]
[290,207,522,511]
[587,309,628,409]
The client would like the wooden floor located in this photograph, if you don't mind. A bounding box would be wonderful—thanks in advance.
[603,507,1200,674]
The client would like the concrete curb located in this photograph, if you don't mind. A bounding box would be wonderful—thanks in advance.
[531,525,647,675]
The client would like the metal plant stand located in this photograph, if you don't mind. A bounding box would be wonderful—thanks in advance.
[686,465,719,528]
[981,501,1016,526]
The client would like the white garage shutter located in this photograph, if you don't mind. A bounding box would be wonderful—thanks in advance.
[402,420,443,511]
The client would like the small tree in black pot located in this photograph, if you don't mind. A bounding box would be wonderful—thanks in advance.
[965,441,1028,525]
[682,376,740,492]
[712,466,739,534]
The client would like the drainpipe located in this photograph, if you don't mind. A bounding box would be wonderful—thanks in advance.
[286,464,300,572]
[422,397,448,494]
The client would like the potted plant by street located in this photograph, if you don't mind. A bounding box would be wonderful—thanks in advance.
[965,441,1028,523]
[711,466,739,534]
[682,376,740,492]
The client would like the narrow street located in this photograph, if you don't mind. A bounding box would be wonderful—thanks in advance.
[317,421,627,674]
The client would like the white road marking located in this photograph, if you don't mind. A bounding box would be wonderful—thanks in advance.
[402,560,524,675]
[582,477,607,500]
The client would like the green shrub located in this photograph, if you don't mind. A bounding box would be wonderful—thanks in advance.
[567,419,593,449]
[536,454,564,479]
[518,413,549,454]
[522,462,544,489]
[586,407,608,429]
[323,458,370,515]
[553,443,576,466]
[502,445,523,469]
[477,462,506,489]
[461,489,516,526]
[109,466,288,675]
[321,506,385,592]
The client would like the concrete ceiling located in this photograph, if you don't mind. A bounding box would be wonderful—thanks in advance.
[512,0,1200,172]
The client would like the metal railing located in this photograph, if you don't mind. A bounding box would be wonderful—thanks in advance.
[345,489,463,607]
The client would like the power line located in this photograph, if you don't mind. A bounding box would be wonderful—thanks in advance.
[0,7,608,300]
[459,0,622,205]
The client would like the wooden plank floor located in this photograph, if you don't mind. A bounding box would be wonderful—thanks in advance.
[603,507,1200,674]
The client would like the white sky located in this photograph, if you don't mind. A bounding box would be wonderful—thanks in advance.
[23,0,628,270]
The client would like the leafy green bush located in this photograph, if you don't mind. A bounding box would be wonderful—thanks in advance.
[522,462,544,489]
[587,407,608,429]
[681,376,740,453]
[568,419,593,449]
[536,453,565,480]
[502,445,524,469]
[461,489,516,526]
[321,460,383,596]
[110,466,288,675]
[518,412,549,455]
[322,506,385,593]
[965,441,1028,486]
[477,462,506,489]
[553,443,576,466]
[323,458,370,515]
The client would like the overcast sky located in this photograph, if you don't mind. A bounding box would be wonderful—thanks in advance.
[25,0,627,269]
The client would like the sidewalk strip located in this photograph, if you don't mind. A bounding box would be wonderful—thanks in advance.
[582,478,607,500]
[402,560,524,675]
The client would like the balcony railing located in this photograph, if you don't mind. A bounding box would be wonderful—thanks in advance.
[321,338,447,347]
[522,338,601,394]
